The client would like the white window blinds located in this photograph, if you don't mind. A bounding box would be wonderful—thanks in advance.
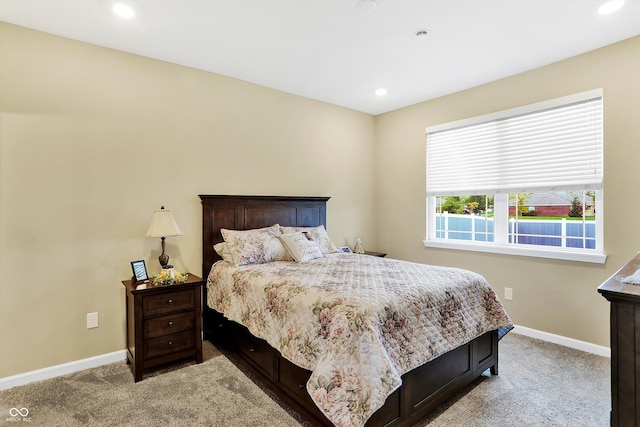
[426,90,603,196]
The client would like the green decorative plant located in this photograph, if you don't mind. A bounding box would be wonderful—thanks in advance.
[151,270,188,286]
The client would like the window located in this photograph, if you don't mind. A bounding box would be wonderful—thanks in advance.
[425,90,605,263]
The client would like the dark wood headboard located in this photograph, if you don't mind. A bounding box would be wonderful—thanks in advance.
[199,195,330,277]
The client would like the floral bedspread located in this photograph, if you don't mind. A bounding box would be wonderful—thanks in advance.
[207,253,512,427]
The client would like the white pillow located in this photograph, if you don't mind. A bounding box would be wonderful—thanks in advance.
[220,224,290,266]
[213,242,234,263]
[279,232,324,263]
[280,225,340,254]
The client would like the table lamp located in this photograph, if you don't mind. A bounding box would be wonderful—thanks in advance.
[146,206,183,268]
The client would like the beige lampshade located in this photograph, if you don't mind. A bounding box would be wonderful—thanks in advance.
[145,207,184,238]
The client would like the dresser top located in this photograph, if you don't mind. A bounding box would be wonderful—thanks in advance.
[598,252,640,302]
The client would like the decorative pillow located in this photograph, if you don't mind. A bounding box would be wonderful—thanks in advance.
[278,232,324,263]
[213,242,234,263]
[280,225,340,254]
[220,224,290,266]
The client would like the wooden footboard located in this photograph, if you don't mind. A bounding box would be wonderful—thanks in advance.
[205,308,498,427]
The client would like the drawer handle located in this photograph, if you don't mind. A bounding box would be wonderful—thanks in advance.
[168,341,174,346]
[250,348,256,352]
[167,299,173,305]
[168,321,174,327]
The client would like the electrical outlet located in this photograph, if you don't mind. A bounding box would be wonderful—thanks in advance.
[87,312,99,329]
[504,288,513,301]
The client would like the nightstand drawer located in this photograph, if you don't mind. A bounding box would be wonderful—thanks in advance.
[145,330,195,359]
[144,311,195,338]
[143,289,195,316]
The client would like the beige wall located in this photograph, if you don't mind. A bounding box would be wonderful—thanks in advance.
[375,35,640,347]
[0,23,376,377]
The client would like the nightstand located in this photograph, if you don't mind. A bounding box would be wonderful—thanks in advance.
[122,274,204,382]
[363,251,387,257]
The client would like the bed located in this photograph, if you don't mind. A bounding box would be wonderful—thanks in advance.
[200,195,512,427]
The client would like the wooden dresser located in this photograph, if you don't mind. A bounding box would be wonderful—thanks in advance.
[598,253,640,427]
[122,274,204,382]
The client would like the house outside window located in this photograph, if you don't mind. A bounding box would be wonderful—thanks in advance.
[425,90,605,263]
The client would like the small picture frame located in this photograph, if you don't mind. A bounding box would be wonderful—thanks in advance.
[340,246,353,253]
[131,260,149,283]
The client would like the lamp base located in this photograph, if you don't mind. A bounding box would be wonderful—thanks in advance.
[159,236,169,268]
[159,253,169,268]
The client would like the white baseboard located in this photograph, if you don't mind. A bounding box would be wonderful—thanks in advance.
[511,325,610,358]
[0,350,126,391]
[0,326,610,392]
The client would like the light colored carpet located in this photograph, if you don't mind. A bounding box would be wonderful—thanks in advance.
[0,333,609,426]
[418,333,610,427]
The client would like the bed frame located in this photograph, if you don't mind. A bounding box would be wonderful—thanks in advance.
[200,195,499,427]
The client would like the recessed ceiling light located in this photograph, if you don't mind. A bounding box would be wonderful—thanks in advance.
[356,0,377,14]
[113,3,135,19]
[375,88,387,97]
[598,0,624,14]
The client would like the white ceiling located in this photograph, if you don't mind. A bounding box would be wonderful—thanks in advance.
[1,0,639,115]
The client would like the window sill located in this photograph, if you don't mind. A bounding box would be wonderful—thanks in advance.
[422,239,607,264]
